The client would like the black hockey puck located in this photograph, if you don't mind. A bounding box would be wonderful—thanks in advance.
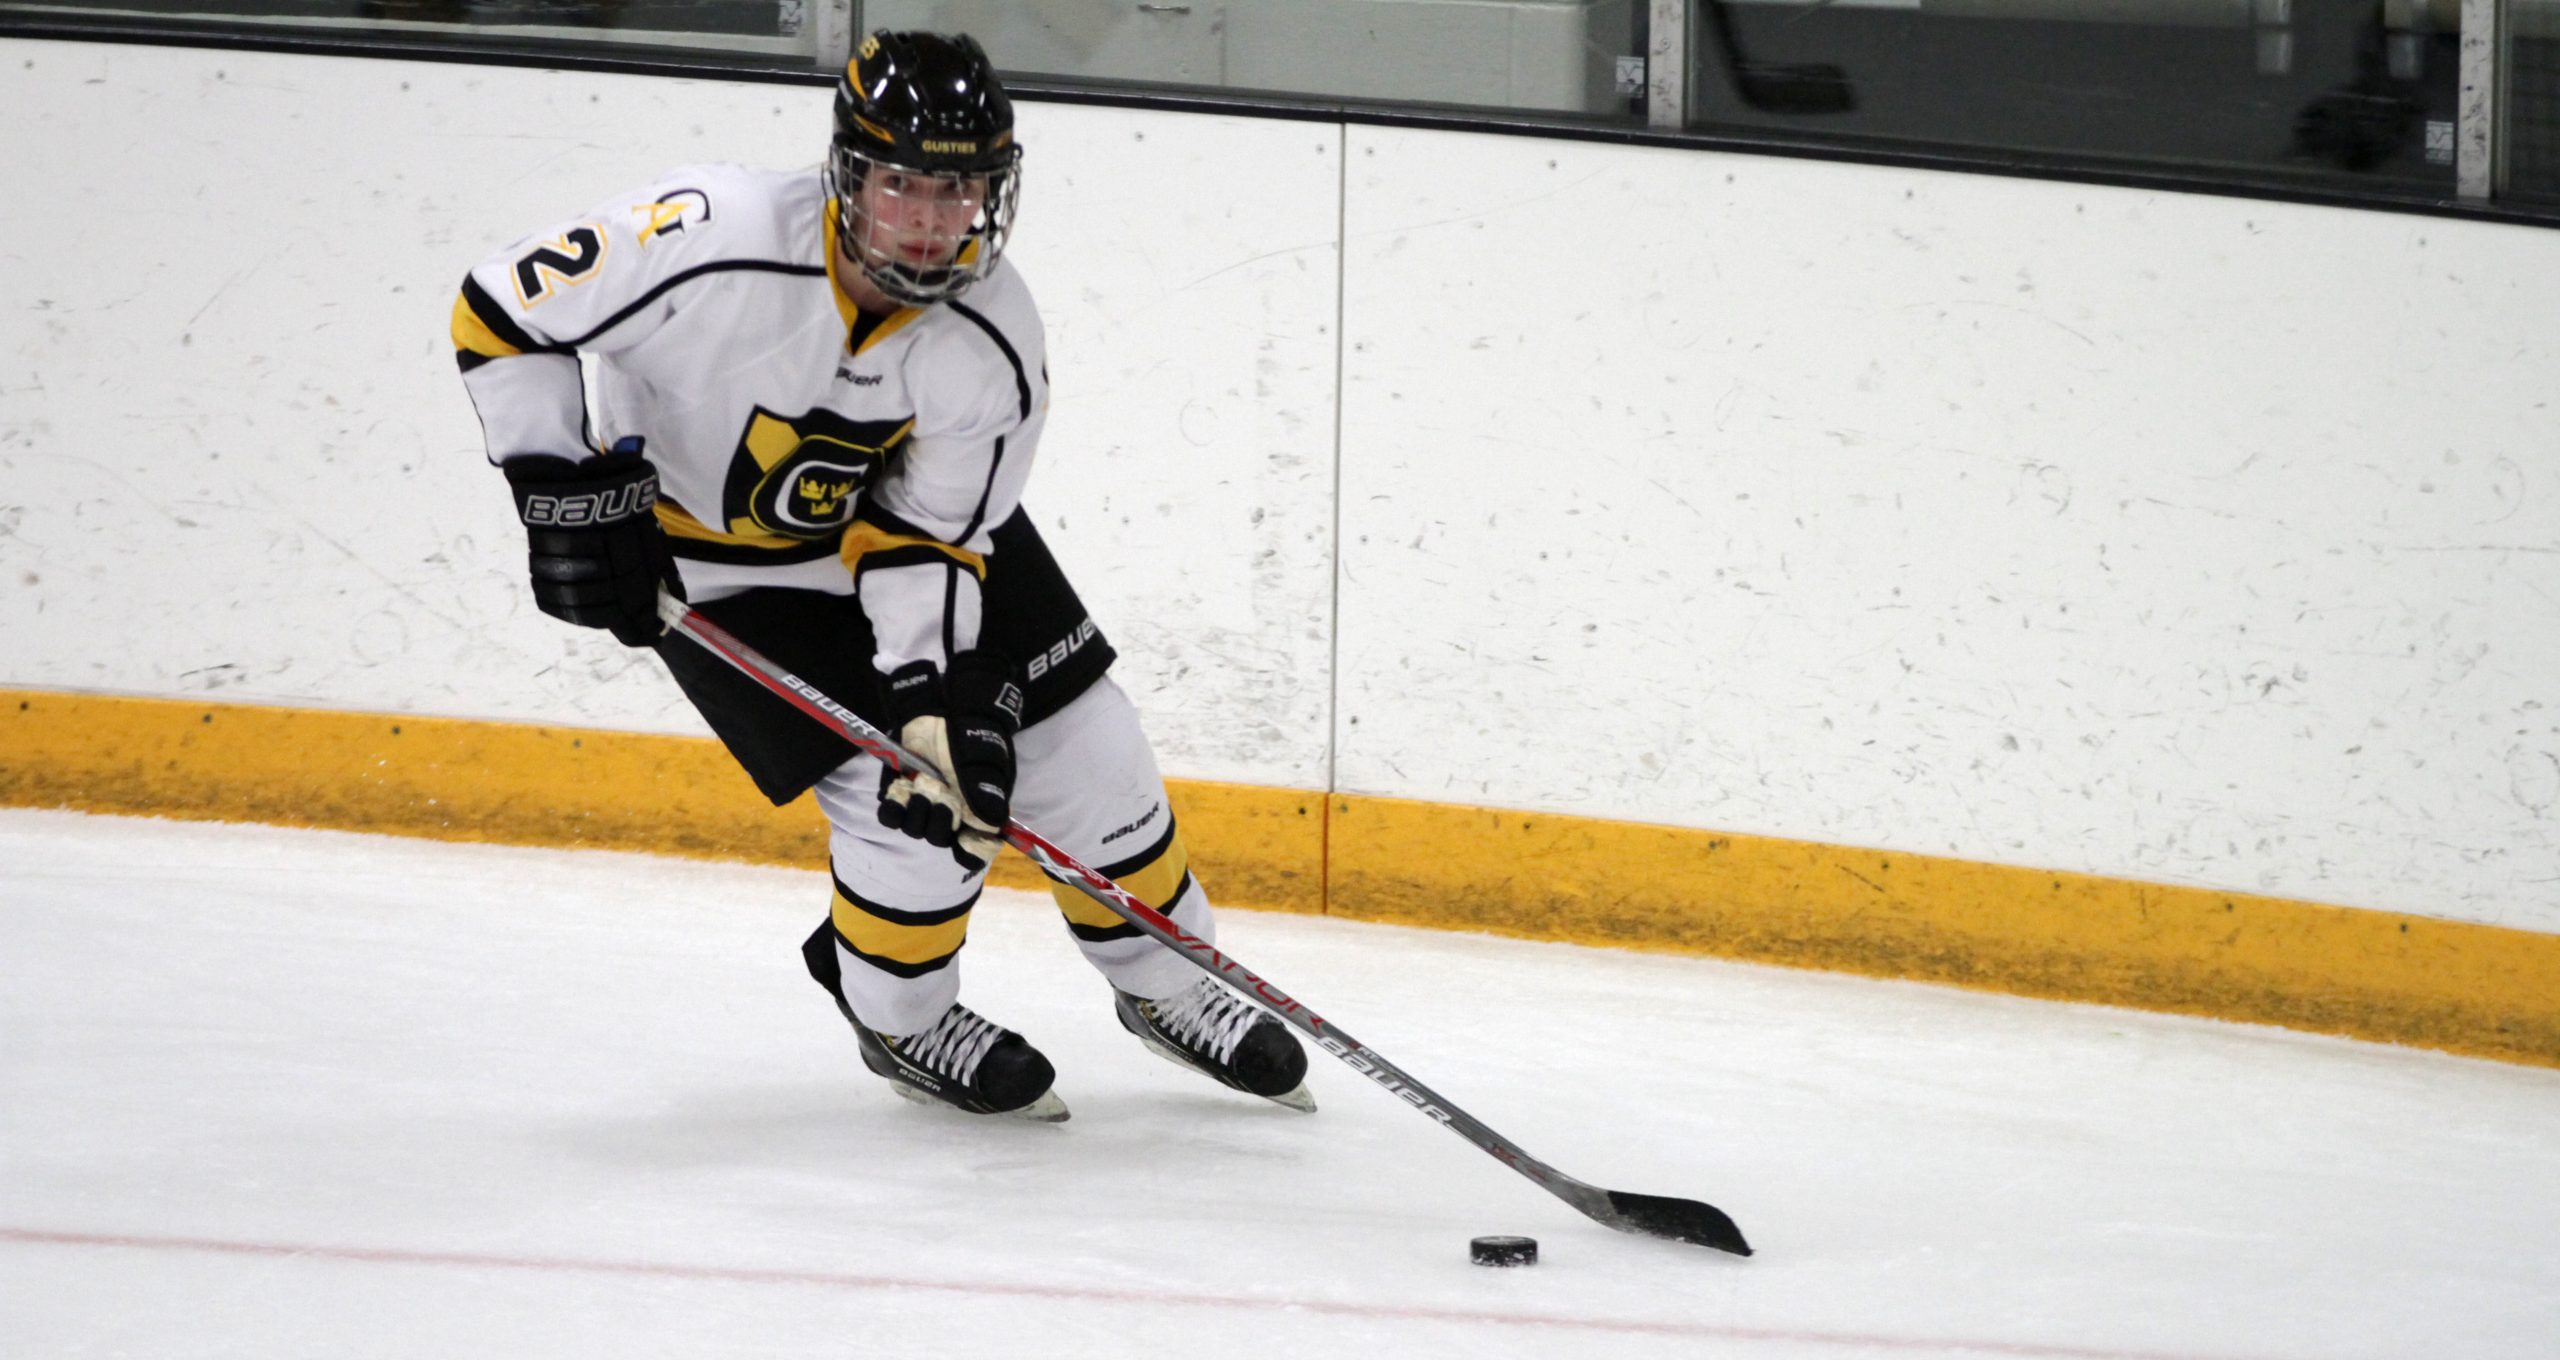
[1469,1234,1538,1267]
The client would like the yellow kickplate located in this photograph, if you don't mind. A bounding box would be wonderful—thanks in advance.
[0,689,822,865]
[0,690,1325,914]
[6,689,2552,1067]
[1326,795,2560,1069]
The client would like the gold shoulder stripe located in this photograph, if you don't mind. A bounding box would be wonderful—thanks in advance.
[840,520,986,579]
[450,290,524,361]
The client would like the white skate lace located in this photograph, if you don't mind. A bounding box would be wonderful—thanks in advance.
[899,1005,1004,1082]
[1150,981,1265,1065]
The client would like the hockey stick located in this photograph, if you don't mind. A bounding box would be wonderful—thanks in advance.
[655,590,1751,1257]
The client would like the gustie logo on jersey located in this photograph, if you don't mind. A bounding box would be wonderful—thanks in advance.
[766,463,864,533]
[724,407,915,539]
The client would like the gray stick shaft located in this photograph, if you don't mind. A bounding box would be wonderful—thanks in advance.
[1003,830,1603,1212]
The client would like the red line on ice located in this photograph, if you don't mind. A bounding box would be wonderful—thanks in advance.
[1,1224,2248,1360]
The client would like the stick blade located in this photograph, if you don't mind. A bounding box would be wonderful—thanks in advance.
[1601,1190,1753,1256]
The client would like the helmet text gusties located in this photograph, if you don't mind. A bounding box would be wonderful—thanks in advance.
[825,31,1024,308]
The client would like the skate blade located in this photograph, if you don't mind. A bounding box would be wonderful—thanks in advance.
[1011,1088,1072,1123]
[1134,1031,1317,1113]
[889,1079,1072,1123]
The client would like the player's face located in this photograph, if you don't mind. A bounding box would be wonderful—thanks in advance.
[852,168,988,270]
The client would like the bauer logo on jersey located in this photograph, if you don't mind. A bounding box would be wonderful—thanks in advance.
[724,407,913,539]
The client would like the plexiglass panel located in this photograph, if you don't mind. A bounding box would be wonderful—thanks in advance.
[2,0,2551,210]
[4,0,807,52]
[857,0,1647,120]
[1686,0,2463,195]
[2514,0,2560,201]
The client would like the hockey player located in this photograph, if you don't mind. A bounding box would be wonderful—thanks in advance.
[451,31,1310,1122]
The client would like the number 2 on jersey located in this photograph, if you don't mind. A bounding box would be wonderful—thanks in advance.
[513,227,608,307]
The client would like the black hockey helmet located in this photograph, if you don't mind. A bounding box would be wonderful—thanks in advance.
[826,31,1024,306]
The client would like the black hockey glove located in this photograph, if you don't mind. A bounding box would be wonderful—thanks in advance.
[502,440,683,647]
[877,650,1023,872]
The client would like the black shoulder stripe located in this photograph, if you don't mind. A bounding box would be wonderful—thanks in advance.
[560,260,829,349]
[459,273,562,355]
[958,434,1004,546]
[945,302,1027,547]
[941,561,961,659]
[946,300,1032,420]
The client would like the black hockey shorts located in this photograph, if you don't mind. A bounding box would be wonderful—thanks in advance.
[656,507,1117,805]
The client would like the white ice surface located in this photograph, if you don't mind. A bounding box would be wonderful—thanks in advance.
[3,808,2557,1359]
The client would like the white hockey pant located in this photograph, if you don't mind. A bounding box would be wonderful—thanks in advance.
[809,676,1214,1038]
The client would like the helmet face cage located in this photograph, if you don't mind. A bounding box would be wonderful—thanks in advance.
[825,140,1021,307]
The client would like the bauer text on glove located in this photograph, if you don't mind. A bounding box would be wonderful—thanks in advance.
[502,438,683,647]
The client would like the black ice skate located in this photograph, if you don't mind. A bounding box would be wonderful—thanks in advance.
[855,1003,1069,1122]
[1115,979,1315,1112]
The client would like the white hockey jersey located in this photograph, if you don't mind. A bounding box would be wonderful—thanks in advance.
[454,162,1050,679]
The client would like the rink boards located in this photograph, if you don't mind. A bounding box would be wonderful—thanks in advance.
[7,690,2554,1069]
[2,38,2556,1066]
